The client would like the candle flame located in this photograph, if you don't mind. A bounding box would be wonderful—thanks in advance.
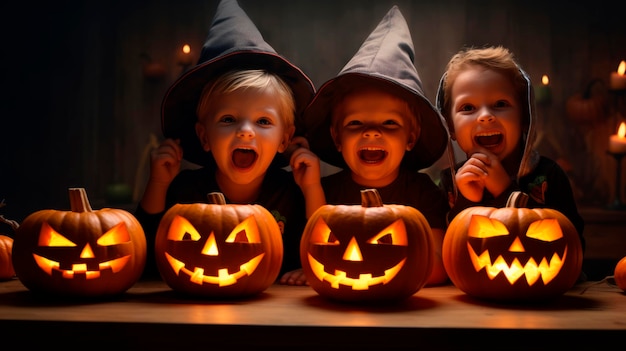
[541,75,549,85]
[182,44,191,54]
[618,61,626,76]
[619,122,626,138]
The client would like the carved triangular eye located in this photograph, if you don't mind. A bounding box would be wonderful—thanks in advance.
[468,215,509,238]
[366,219,408,246]
[526,219,563,242]
[168,215,201,241]
[225,216,261,243]
[39,222,76,247]
[309,217,339,245]
[97,223,130,246]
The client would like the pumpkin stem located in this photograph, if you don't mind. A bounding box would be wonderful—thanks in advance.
[360,189,384,208]
[69,188,93,213]
[207,192,227,205]
[506,191,529,208]
[582,78,605,99]
[0,215,19,231]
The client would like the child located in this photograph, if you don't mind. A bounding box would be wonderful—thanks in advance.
[135,0,320,285]
[436,45,585,253]
[300,6,451,286]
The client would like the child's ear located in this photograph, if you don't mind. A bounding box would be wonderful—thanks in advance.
[406,126,419,151]
[278,125,296,153]
[330,126,342,151]
[195,122,211,151]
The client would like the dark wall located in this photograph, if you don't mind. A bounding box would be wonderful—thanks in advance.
[2,0,626,227]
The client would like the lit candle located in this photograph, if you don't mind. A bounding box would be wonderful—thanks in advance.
[609,122,626,154]
[534,74,551,105]
[177,44,193,66]
[610,60,626,91]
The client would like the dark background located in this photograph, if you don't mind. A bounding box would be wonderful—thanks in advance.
[2,0,626,227]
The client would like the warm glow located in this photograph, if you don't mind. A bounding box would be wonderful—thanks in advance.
[618,61,626,76]
[182,44,191,54]
[541,75,549,85]
[343,237,363,261]
[619,122,626,138]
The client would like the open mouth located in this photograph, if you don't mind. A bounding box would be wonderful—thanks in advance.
[358,147,387,163]
[232,148,258,169]
[474,132,503,148]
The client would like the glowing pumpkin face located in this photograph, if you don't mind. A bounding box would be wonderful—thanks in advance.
[12,188,147,297]
[443,192,583,301]
[300,189,434,303]
[155,193,283,298]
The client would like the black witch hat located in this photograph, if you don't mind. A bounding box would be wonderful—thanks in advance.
[161,0,315,167]
[303,5,448,171]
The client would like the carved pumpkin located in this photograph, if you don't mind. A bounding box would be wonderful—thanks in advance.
[300,189,434,303]
[0,235,15,280]
[443,192,583,301]
[154,192,283,298]
[12,188,147,297]
[614,256,626,292]
[565,79,608,124]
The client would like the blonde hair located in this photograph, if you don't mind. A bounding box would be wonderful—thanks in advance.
[441,46,527,131]
[196,69,296,127]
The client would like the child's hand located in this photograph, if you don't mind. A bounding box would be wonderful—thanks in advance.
[456,148,511,202]
[149,138,183,185]
[279,268,309,286]
[289,137,321,189]
[470,148,511,198]
[455,154,487,202]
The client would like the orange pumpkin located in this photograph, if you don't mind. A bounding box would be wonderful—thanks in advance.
[0,235,15,280]
[614,256,626,292]
[12,188,147,298]
[565,79,607,124]
[300,189,434,303]
[154,192,283,298]
[443,192,583,301]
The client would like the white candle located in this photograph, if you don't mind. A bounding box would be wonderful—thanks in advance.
[610,61,626,91]
[609,122,626,154]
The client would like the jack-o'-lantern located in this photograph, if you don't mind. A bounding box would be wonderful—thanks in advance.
[12,188,147,298]
[154,192,283,298]
[300,189,434,303]
[565,78,607,124]
[614,256,626,292]
[443,192,583,301]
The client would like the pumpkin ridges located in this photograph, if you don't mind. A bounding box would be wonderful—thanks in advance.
[0,235,15,280]
[443,192,583,301]
[154,197,283,298]
[12,188,147,298]
[614,256,626,291]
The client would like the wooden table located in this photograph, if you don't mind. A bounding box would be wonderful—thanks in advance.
[1,278,624,349]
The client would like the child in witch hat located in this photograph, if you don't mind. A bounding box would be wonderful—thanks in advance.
[135,0,323,285]
[302,5,451,286]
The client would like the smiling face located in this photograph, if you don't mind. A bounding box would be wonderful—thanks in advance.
[449,67,522,160]
[196,88,293,186]
[331,89,417,188]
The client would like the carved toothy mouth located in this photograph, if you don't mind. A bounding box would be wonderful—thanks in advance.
[307,253,405,290]
[33,254,131,279]
[467,243,567,285]
[165,252,265,286]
